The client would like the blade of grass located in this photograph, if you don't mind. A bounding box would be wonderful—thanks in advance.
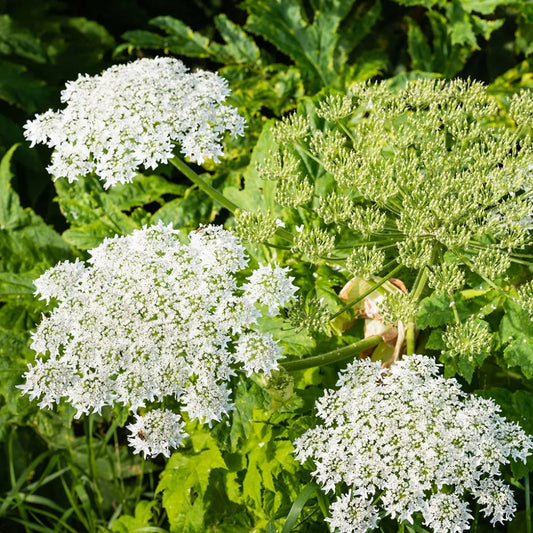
[281,483,319,533]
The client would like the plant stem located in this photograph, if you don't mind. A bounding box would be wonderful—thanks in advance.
[329,264,403,321]
[281,335,383,371]
[526,474,531,533]
[169,155,294,242]
[169,156,240,213]
[406,266,429,355]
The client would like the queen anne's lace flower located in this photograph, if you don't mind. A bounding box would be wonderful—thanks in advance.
[126,409,188,458]
[23,57,245,188]
[19,223,296,456]
[293,354,533,533]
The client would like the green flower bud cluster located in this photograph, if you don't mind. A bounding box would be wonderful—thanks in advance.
[444,317,492,358]
[234,209,278,243]
[256,149,300,181]
[427,263,465,295]
[516,281,533,318]
[292,227,335,263]
[286,295,331,333]
[252,79,533,303]
[379,291,419,326]
[272,113,310,143]
[471,247,511,280]
[346,246,385,278]
[316,192,353,224]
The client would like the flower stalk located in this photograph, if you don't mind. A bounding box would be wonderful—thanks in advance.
[169,155,294,243]
[280,335,383,371]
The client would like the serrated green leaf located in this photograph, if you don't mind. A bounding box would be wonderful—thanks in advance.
[0,145,72,269]
[106,174,185,211]
[446,2,478,47]
[0,15,46,63]
[0,59,48,112]
[214,14,261,64]
[407,18,433,72]
[149,16,215,58]
[110,501,156,532]
[471,14,504,41]
[500,299,533,343]
[416,293,454,329]
[426,329,445,350]
[61,221,129,250]
[503,340,533,379]
[243,0,356,91]
[0,272,37,296]
[0,144,26,228]
[56,173,181,249]
[242,454,263,509]
[157,432,227,532]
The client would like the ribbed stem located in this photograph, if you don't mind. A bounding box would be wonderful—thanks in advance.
[281,335,383,372]
[170,156,239,212]
[329,264,403,321]
[169,155,294,242]
[406,266,429,356]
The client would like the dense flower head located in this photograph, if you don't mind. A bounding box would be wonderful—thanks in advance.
[293,354,533,533]
[257,79,533,288]
[20,223,296,456]
[127,409,188,458]
[23,57,245,188]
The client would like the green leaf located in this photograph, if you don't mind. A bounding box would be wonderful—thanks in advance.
[61,221,129,250]
[416,293,454,329]
[503,340,533,379]
[0,145,72,270]
[152,188,214,231]
[0,144,27,228]
[0,272,37,297]
[0,59,48,112]
[281,483,319,533]
[106,175,185,211]
[0,15,46,62]
[445,2,478,47]
[110,501,156,532]
[243,0,356,91]
[214,14,261,64]
[149,16,214,58]
[56,173,184,249]
[407,18,433,72]
[157,431,227,532]
[500,299,533,378]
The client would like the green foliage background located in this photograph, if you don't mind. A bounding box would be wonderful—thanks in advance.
[1,0,533,531]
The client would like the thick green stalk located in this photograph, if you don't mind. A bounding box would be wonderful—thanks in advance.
[329,264,403,321]
[406,266,429,355]
[169,155,293,242]
[281,335,383,372]
[170,156,240,213]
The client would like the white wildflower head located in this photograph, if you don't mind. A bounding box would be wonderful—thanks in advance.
[293,354,533,533]
[326,492,379,533]
[33,258,87,304]
[126,409,188,458]
[23,57,245,188]
[19,223,297,456]
[234,331,283,376]
[243,263,298,316]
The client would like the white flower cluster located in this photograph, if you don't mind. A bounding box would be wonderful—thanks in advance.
[293,354,533,533]
[20,223,297,457]
[23,57,245,188]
